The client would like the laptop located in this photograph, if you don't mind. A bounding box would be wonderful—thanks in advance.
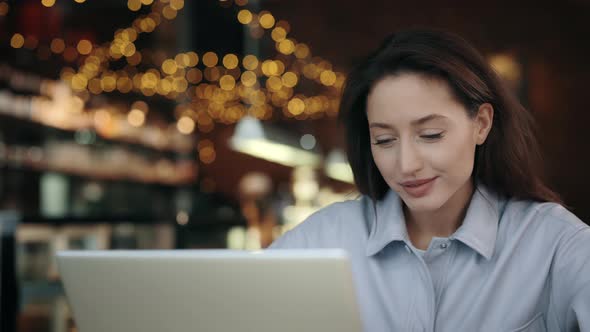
[56,249,363,332]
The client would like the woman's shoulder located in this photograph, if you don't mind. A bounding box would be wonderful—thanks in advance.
[268,194,372,249]
[502,198,588,239]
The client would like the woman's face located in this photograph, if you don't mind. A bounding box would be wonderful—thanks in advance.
[367,73,492,212]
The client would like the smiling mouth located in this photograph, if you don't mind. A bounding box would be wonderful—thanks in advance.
[399,177,438,198]
[400,177,437,187]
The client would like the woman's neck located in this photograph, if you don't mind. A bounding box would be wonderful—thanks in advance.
[404,181,474,250]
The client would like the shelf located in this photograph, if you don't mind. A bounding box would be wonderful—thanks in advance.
[0,162,197,187]
[0,85,195,154]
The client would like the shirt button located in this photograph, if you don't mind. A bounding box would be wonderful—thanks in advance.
[440,243,448,249]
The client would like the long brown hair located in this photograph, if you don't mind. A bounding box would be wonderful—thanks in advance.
[339,29,562,204]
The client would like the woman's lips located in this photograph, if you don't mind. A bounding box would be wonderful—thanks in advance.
[400,177,437,198]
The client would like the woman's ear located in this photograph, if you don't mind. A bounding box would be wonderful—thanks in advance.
[474,103,494,145]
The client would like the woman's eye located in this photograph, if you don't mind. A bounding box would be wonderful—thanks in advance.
[421,132,444,140]
[373,138,395,145]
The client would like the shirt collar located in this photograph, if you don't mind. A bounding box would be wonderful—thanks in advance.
[365,184,502,260]
[365,189,408,257]
[450,185,502,260]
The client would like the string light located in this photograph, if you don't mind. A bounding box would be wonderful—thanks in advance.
[259,13,276,29]
[177,116,195,134]
[41,0,56,8]
[10,33,25,48]
[202,52,219,67]
[0,2,9,16]
[77,40,93,55]
[222,54,239,69]
[237,9,253,24]
[127,0,142,11]
[128,109,146,127]
[3,0,344,144]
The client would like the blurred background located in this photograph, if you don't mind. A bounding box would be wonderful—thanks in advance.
[0,0,588,331]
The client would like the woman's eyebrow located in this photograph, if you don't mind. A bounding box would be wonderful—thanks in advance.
[369,122,393,129]
[410,114,448,126]
[369,114,448,129]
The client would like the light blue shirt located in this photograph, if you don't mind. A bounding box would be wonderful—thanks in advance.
[269,185,590,331]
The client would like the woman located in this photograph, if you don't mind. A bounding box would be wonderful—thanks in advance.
[269,29,590,331]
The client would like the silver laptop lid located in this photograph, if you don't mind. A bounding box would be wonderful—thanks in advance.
[56,249,363,332]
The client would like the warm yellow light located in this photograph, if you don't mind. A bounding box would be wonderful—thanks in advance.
[186,68,202,84]
[199,146,216,164]
[141,71,159,89]
[157,79,172,95]
[259,13,275,29]
[122,43,136,57]
[162,5,177,19]
[162,59,178,75]
[237,9,253,24]
[141,87,156,97]
[74,0,86,3]
[138,17,157,32]
[124,28,138,42]
[141,0,154,4]
[186,51,199,66]
[222,54,239,69]
[198,139,213,151]
[0,3,9,16]
[177,116,195,134]
[489,54,522,83]
[88,78,102,94]
[242,55,258,70]
[261,60,279,76]
[278,39,295,55]
[303,64,319,79]
[10,33,24,49]
[240,71,257,87]
[287,98,305,115]
[131,100,148,113]
[294,43,310,59]
[50,38,66,54]
[274,60,285,75]
[173,77,188,92]
[271,27,287,42]
[127,109,146,127]
[175,53,191,68]
[202,52,218,67]
[101,76,117,92]
[71,74,88,91]
[77,40,93,55]
[281,72,298,88]
[127,0,141,11]
[266,76,282,91]
[117,77,133,93]
[335,74,346,90]
[170,0,184,10]
[148,12,161,25]
[127,51,142,66]
[41,0,56,7]
[204,67,221,81]
[276,20,291,33]
[250,90,266,106]
[320,70,337,86]
[219,75,236,91]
